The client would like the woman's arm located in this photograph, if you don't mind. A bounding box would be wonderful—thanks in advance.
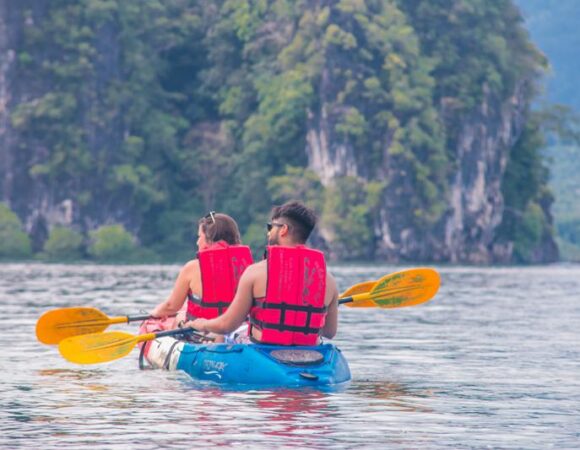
[150,260,198,317]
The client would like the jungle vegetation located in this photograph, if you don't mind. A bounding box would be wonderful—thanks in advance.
[1,0,558,262]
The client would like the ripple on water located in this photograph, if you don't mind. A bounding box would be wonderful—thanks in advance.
[0,263,579,449]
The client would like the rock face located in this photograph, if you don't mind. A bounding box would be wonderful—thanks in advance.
[306,79,557,263]
[441,83,529,264]
[0,2,73,250]
[0,0,16,207]
[306,106,360,185]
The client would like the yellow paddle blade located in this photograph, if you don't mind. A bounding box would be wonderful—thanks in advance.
[339,281,377,307]
[345,268,440,308]
[340,281,376,298]
[36,307,112,345]
[59,331,143,364]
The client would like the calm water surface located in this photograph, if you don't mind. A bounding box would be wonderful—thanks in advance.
[0,263,579,449]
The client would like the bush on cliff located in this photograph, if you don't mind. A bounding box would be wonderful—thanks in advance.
[0,203,32,259]
[43,226,84,261]
[88,224,137,261]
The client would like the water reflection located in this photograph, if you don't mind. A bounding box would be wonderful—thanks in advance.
[38,368,106,381]
[350,381,434,413]
[0,264,579,449]
[256,389,331,441]
[165,387,338,448]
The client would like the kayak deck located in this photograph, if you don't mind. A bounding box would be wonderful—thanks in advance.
[142,336,351,387]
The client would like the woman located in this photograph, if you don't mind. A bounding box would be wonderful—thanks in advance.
[146,211,253,333]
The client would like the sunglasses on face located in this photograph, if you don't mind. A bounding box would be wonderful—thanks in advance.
[266,222,285,232]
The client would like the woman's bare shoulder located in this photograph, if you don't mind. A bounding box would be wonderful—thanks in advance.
[181,258,200,275]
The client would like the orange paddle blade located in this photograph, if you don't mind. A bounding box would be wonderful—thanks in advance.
[340,280,376,298]
[36,307,113,345]
[344,268,440,308]
[339,281,377,307]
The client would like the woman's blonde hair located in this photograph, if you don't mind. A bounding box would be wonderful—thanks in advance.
[199,212,241,245]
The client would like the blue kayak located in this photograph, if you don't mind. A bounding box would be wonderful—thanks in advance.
[142,336,351,387]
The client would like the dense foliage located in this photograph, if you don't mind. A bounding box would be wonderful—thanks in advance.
[88,224,137,261]
[0,204,32,259]
[5,0,552,261]
[43,226,84,261]
[498,114,552,262]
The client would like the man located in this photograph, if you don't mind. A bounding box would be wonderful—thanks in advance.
[188,200,339,345]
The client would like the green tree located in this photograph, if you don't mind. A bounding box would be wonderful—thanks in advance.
[268,166,325,212]
[0,204,32,259]
[242,222,269,261]
[88,224,136,261]
[43,226,84,261]
[323,177,385,259]
[498,113,552,262]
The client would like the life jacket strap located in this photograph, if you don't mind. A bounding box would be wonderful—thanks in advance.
[187,292,231,314]
[249,316,322,335]
[252,298,327,314]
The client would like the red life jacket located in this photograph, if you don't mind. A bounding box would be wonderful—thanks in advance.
[249,245,327,346]
[187,241,253,319]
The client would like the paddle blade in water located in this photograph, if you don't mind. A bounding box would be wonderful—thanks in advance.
[345,268,440,308]
[59,331,139,364]
[36,307,112,345]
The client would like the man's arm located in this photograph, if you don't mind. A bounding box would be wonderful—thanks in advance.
[321,273,338,339]
[189,263,256,334]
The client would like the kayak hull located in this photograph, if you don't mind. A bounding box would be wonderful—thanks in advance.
[143,336,351,387]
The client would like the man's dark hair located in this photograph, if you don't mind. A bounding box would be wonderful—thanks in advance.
[271,200,317,243]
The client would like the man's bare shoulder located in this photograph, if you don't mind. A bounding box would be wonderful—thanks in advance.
[326,270,338,290]
[325,270,339,303]
[251,259,267,270]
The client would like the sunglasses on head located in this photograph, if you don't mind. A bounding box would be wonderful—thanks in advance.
[266,222,285,232]
[205,211,216,224]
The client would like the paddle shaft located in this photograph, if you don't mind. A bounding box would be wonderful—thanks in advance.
[339,285,421,305]
[138,327,214,343]
[126,314,152,323]
[105,314,152,325]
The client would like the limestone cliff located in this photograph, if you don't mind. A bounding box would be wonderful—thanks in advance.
[306,78,557,263]
[0,1,134,251]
